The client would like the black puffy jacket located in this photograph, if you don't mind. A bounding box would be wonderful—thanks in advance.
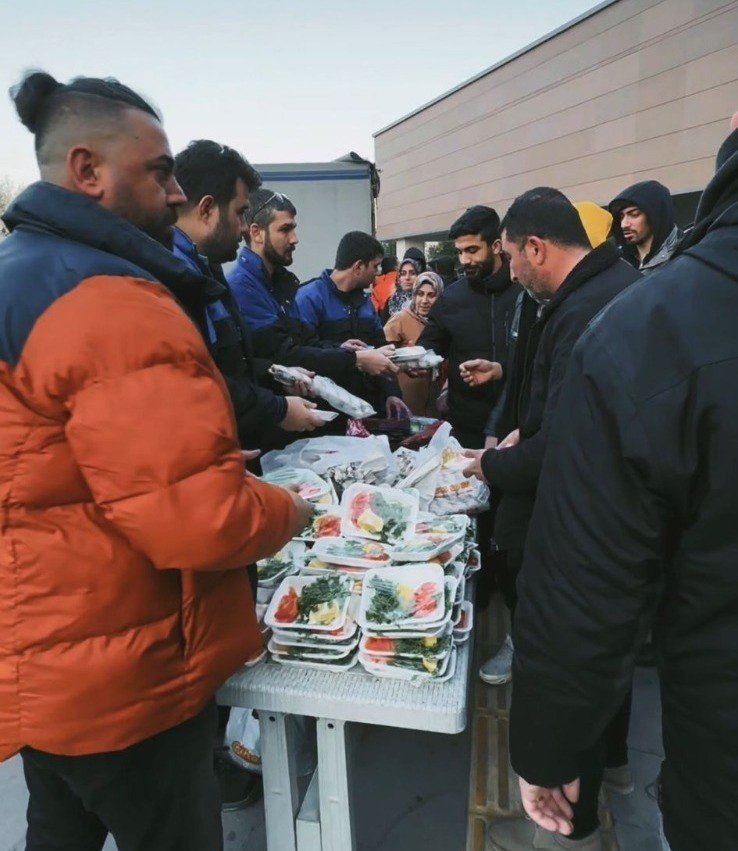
[510,138,738,851]
[481,242,639,550]
[417,261,519,444]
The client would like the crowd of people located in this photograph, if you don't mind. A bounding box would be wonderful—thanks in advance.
[0,67,736,851]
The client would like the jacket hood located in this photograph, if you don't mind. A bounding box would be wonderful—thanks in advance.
[574,202,613,248]
[609,180,675,265]
[402,247,427,271]
[5,182,221,310]
[676,127,738,266]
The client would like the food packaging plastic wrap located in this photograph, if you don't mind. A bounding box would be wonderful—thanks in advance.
[268,364,375,419]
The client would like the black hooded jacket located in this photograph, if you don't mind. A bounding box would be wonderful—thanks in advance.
[510,134,738,851]
[610,180,679,272]
[417,261,520,445]
[481,241,639,550]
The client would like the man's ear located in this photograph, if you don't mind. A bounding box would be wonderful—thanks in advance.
[491,238,503,255]
[249,222,264,246]
[67,146,104,201]
[197,195,217,223]
[526,236,547,266]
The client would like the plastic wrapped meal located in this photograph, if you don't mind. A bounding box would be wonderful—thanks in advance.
[340,483,419,544]
[358,564,445,627]
[265,574,351,630]
[294,507,343,541]
[311,537,391,569]
[261,468,332,503]
[268,364,375,419]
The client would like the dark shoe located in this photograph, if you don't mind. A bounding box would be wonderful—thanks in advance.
[214,748,263,811]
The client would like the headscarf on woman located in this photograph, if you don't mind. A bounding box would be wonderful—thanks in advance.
[407,271,444,323]
[385,258,421,317]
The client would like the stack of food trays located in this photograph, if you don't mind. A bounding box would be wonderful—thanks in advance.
[357,564,458,683]
[256,541,305,605]
[256,469,480,679]
[301,483,420,593]
[264,573,360,671]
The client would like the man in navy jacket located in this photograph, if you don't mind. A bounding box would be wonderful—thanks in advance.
[226,191,397,390]
[297,231,409,418]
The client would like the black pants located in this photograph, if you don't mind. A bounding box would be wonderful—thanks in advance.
[21,700,222,851]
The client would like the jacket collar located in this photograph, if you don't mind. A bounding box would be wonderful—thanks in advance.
[321,268,365,304]
[541,241,621,319]
[466,257,513,295]
[5,182,220,309]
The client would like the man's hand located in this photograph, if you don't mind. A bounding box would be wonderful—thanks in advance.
[386,396,411,420]
[286,491,314,537]
[356,345,399,376]
[241,449,261,479]
[280,397,323,432]
[459,359,503,387]
[341,338,370,352]
[462,448,486,481]
[497,428,520,450]
[519,777,579,836]
[284,367,315,398]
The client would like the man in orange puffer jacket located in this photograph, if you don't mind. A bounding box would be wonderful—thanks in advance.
[0,71,312,851]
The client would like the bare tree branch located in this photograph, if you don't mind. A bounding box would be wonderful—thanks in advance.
[0,176,25,236]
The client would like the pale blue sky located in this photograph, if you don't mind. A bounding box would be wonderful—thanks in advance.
[2,0,600,184]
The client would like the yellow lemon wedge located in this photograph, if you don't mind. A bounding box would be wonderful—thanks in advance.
[422,658,438,674]
[421,637,438,648]
[357,508,384,534]
[308,601,339,625]
[397,583,414,610]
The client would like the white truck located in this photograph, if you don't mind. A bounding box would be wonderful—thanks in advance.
[253,153,379,282]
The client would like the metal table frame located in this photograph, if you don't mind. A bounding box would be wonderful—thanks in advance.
[217,635,472,851]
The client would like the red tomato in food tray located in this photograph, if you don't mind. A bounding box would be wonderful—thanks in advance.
[275,587,299,623]
[413,582,439,618]
[365,637,394,653]
[349,491,371,525]
[316,514,341,538]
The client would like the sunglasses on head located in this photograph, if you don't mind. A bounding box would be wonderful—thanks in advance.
[249,191,287,222]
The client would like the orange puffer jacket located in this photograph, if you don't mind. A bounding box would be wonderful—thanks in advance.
[0,183,297,760]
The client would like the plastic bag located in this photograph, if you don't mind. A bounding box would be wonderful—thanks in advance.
[225,707,262,774]
[423,423,490,515]
[262,435,398,489]
[225,710,316,777]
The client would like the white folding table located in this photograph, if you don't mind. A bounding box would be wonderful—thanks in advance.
[217,636,472,851]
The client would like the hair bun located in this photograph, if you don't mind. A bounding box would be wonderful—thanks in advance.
[9,71,62,133]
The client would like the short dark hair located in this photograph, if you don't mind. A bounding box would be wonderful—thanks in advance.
[501,187,590,250]
[174,140,261,209]
[335,231,384,270]
[381,255,398,275]
[244,188,296,230]
[9,70,160,169]
[448,205,501,243]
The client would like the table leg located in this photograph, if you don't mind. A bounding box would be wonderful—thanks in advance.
[316,718,356,851]
[259,710,300,851]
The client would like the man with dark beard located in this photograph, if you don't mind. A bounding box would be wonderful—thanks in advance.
[417,205,519,449]
[417,206,519,614]
[226,189,397,385]
[172,140,323,446]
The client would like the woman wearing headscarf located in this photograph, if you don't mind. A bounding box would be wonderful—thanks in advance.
[384,271,444,416]
[383,258,420,321]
